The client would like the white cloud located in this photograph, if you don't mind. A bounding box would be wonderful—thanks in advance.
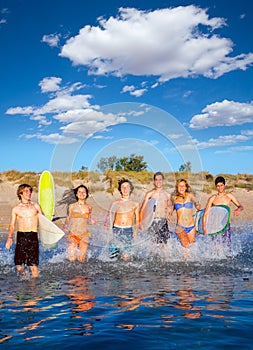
[121,84,147,97]
[168,133,184,140]
[130,88,147,97]
[21,133,79,144]
[242,129,253,136]
[190,100,253,129]
[30,115,51,126]
[195,134,250,149]
[151,82,159,89]
[42,33,61,47]
[5,77,127,144]
[60,6,253,82]
[0,7,8,25]
[39,77,62,93]
[172,130,253,152]
[122,85,135,93]
[6,106,34,115]
[60,112,126,136]
[37,93,93,115]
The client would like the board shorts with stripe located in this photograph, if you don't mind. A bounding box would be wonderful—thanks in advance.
[148,218,170,244]
[109,226,133,258]
[212,224,231,246]
[14,231,39,266]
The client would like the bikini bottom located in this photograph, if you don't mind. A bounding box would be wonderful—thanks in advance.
[176,224,195,234]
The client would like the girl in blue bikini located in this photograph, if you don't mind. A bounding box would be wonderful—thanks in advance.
[169,179,201,248]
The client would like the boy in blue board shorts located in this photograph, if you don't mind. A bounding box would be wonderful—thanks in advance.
[104,179,140,261]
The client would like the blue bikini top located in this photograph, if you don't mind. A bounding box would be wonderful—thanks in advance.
[174,202,193,211]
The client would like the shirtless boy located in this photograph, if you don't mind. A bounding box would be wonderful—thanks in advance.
[140,172,171,246]
[6,184,43,278]
[105,179,139,261]
[203,176,243,243]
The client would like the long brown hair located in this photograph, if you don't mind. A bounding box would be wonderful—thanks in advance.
[173,178,191,199]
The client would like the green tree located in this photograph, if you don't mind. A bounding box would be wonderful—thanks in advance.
[80,165,88,171]
[179,161,191,172]
[115,154,147,172]
[97,156,117,172]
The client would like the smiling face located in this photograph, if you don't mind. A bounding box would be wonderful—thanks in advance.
[76,187,88,200]
[120,182,131,198]
[154,174,164,189]
[177,181,187,195]
[20,187,32,202]
[17,184,33,201]
[216,182,225,194]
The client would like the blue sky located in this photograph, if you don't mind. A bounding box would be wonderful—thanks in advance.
[1,0,253,175]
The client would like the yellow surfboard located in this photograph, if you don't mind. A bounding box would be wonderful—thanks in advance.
[39,170,55,220]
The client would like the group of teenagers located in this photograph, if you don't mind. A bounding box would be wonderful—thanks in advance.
[5,172,243,278]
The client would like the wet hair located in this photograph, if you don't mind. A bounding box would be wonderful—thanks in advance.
[17,184,32,200]
[215,176,225,186]
[57,184,89,206]
[154,171,164,180]
[73,185,89,200]
[118,178,134,195]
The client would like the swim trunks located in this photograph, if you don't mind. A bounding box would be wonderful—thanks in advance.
[110,226,134,258]
[14,231,39,266]
[212,224,231,247]
[148,218,170,244]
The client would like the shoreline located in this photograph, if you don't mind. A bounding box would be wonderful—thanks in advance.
[0,181,252,238]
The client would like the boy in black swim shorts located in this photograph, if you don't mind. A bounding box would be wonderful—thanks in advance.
[6,184,43,278]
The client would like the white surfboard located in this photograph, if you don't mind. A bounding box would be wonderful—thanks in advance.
[39,214,65,245]
[195,205,230,236]
[141,198,157,231]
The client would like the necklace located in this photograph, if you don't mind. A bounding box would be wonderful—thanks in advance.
[21,201,30,206]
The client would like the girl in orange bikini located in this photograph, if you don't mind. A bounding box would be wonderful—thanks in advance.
[63,185,93,262]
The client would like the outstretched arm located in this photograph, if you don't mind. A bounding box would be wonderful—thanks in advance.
[229,194,243,216]
[192,194,201,211]
[104,201,117,229]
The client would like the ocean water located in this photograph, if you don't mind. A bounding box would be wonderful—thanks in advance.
[0,224,253,349]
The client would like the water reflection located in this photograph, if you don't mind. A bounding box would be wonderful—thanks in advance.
[0,234,252,347]
[66,276,95,314]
